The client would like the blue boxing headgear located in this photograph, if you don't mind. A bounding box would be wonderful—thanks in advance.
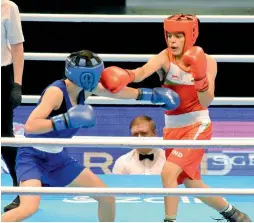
[65,50,104,91]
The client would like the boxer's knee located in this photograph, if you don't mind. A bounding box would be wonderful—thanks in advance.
[20,202,39,217]
[19,180,41,215]
[11,195,40,221]
[161,161,182,186]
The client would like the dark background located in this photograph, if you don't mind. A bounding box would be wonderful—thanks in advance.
[13,0,254,98]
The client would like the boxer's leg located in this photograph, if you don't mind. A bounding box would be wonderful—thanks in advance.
[1,179,42,222]
[162,121,211,222]
[2,148,43,222]
[68,168,116,222]
[48,152,115,222]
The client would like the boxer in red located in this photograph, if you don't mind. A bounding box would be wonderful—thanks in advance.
[100,14,251,222]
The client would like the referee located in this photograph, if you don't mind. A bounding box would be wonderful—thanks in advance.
[1,0,24,212]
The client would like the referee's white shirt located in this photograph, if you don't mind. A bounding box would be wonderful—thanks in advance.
[112,149,166,175]
[1,0,24,66]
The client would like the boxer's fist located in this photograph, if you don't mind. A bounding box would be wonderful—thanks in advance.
[182,46,209,92]
[100,66,135,93]
[137,87,180,110]
[51,105,96,131]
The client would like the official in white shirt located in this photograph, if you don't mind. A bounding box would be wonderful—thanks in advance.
[113,115,166,175]
[1,0,24,212]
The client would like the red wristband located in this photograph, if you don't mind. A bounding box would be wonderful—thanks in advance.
[194,76,209,92]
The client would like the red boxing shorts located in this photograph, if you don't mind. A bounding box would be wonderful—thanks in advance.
[164,121,212,184]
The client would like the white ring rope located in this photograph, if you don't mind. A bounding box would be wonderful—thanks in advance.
[1,137,254,149]
[24,53,254,63]
[2,187,254,196]
[21,95,254,105]
[20,14,254,23]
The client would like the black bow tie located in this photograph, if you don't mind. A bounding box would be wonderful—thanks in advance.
[139,153,154,161]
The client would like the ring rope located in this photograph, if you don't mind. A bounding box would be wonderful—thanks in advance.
[21,95,254,105]
[1,137,254,149]
[2,186,254,196]
[20,14,254,23]
[24,53,254,63]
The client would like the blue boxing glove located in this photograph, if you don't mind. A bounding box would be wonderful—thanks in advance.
[51,105,96,131]
[137,88,180,110]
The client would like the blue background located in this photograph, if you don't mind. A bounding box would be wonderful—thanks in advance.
[3,105,254,176]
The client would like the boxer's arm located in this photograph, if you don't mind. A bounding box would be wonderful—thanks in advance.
[25,87,62,134]
[197,55,217,107]
[100,50,168,93]
[132,49,168,82]
[93,83,139,99]
[94,84,180,110]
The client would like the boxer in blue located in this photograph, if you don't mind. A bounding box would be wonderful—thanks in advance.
[1,50,180,222]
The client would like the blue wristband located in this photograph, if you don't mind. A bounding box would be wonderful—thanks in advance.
[137,88,153,101]
[51,114,68,131]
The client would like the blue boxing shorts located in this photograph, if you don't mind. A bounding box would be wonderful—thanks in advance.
[16,147,85,187]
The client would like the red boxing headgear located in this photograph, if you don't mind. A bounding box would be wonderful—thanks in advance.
[164,14,199,52]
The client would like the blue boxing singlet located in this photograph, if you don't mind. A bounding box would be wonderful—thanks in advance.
[24,79,85,153]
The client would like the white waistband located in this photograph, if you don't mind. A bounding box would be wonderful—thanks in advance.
[165,110,210,128]
[33,146,64,153]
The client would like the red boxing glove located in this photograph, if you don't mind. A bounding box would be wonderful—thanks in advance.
[182,46,209,92]
[100,66,135,93]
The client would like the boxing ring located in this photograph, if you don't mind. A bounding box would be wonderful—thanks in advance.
[1,174,254,222]
[1,13,254,222]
